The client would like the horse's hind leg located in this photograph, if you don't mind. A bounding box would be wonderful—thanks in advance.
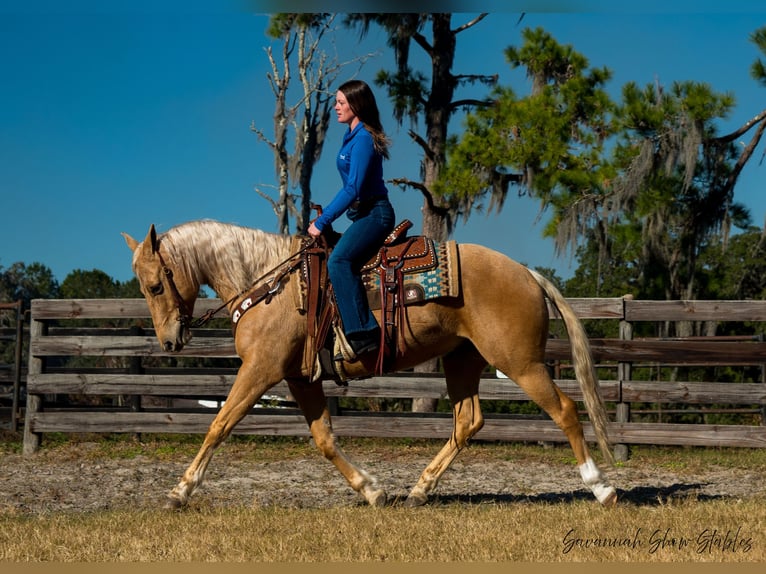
[287,379,387,507]
[507,362,616,505]
[404,343,486,507]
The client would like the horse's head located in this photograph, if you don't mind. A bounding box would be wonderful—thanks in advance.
[122,224,198,352]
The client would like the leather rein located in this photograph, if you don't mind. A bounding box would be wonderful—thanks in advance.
[155,238,318,331]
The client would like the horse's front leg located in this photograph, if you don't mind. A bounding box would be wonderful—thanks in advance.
[167,362,274,509]
[287,378,387,507]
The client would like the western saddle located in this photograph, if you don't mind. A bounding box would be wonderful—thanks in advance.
[302,216,438,381]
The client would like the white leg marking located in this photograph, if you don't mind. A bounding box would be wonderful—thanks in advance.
[352,468,387,506]
[579,458,617,505]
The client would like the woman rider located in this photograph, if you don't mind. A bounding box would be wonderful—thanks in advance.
[307,80,395,360]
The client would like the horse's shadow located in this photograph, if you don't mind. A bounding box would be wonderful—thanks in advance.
[392,483,729,507]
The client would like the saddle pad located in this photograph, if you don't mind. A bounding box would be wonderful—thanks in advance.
[363,240,460,310]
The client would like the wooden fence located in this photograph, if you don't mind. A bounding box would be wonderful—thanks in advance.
[22,297,766,457]
[0,300,25,432]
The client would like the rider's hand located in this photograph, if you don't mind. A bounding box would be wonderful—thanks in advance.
[307,221,322,238]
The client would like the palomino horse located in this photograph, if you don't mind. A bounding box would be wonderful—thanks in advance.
[123,220,617,508]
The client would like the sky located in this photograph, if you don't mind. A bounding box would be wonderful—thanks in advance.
[1,1,766,288]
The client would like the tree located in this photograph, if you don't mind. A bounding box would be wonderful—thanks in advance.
[600,26,766,301]
[60,269,142,299]
[0,262,58,379]
[254,14,374,234]
[708,25,766,222]
[609,78,756,302]
[446,25,766,304]
[564,235,641,300]
[60,269,120,299]
[0,262,59,307]
[697,227,766,301]
[439,27,616,295]
[117,277,143,298]
[346,13,498,242]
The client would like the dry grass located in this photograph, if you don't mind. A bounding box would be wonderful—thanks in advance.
[1,498,764,562]
[2,434,766,562]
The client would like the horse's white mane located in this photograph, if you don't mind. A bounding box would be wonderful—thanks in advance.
[159,220,292,292]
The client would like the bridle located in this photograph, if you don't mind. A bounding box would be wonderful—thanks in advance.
[153,237,321,331]
[155,249,201,330]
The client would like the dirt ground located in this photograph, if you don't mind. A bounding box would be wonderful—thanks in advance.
[2,436,765,515]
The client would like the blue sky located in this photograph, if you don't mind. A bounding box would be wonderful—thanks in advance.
[1,2,766,287]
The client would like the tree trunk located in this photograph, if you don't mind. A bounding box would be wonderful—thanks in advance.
[412,203,447,413]
[410,16,457,413]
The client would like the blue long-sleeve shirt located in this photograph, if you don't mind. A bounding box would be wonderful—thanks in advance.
[314,123,388,231]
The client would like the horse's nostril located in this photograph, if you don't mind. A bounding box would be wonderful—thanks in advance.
[163,341,174,352]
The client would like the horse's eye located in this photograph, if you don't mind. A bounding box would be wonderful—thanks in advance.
[148,283,164,296]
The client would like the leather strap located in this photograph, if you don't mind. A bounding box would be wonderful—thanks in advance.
[231,262,299,334]
[300,236,336,380]
[375,237,417,373]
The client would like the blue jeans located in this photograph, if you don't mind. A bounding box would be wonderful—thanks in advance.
[328,197,395,336]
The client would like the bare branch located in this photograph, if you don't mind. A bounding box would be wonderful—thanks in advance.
[389,177,451,217]
[257,16,379,234]
[453,13,488,34]
[411,30,432,58]
[454,73,498,86]
[390,176,427,194]
[407,129,435,161]
[264,33,295,96]
[263,47,278,97]
[449,98,495,110]
[722,115,766,194]
[712,109,766,144]
[300,15,330,65]
[254,185,279,214]
[249,121,277,151]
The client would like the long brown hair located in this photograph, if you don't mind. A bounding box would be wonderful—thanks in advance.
[339,80,390,159]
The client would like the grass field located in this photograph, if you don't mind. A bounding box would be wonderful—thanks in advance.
[1,434,765,562]
[2,498,765,562]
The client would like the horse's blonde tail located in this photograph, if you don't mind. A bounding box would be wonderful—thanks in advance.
[527,269,614,466]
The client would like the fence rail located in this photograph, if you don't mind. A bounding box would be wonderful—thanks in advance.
[22,297,766,456]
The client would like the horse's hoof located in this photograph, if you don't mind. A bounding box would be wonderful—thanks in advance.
[601,490,618,507]
[370,491,388,507]
[403,492,428,507]
[164,496,184,510]
[364,487,388,507]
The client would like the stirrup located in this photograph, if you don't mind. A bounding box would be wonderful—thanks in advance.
[333,340,378,363]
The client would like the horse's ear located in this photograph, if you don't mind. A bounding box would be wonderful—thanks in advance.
[146,224,159,255]
[121,232,139,252]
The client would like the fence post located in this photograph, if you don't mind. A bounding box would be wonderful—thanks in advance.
[22,305,46,455]
[614,295,633,462]
[127,325,144,440]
